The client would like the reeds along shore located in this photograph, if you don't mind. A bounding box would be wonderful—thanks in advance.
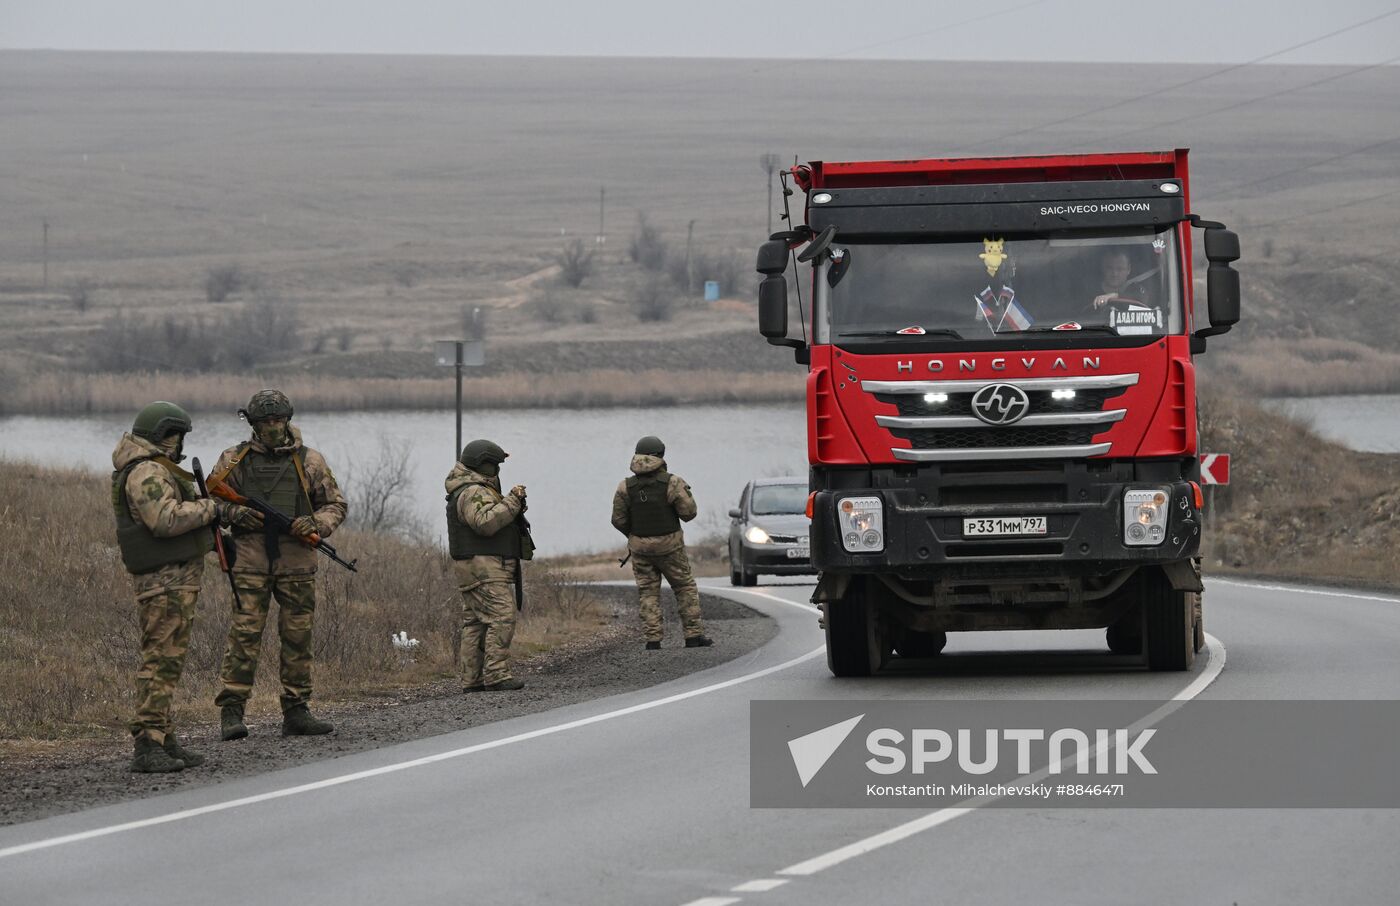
[0,460,607,740]
[2,370,805,416]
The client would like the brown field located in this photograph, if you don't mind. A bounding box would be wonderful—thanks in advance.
[0,459,609,740]
[1,51,1399,410]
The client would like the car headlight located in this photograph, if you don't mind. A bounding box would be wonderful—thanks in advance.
[745,525,771,544]
[1123,487,1170,546]
[838,496,884,552]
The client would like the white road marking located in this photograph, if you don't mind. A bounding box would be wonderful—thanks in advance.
[1210,577,1400,605]
[680,898,743,906]
[774,631,1228,878]
[732,879,790,892]
[0,584,824,861]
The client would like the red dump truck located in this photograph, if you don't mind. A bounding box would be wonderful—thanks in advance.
[755,150,1240,676]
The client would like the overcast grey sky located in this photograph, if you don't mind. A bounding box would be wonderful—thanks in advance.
[3,0,1399,63]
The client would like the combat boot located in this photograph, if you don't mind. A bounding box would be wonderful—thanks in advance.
[484,678,525,691]
[163,732,205,767]
[684,636,715,648]
[131,734,185,773]
[220,704,248,741]
[281,704,334,736]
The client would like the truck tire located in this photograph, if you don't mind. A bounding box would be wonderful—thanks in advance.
[1145,570,1195,671]
[825,578,885,677]
[1192,591,1205,653]
[1105,606,1143,655]
[741,569,757,587]
[895,630,947,658]
[729,567,741,587]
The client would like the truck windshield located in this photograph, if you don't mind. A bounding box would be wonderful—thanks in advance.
[820,227,1182,343]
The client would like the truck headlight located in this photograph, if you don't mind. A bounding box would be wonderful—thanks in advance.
[838,496,884,552]
[745,525,771,544]
[1123,488,1170,546]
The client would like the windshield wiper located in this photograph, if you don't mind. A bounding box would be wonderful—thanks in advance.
[840,329,963,339]
[1015,325,1122,335]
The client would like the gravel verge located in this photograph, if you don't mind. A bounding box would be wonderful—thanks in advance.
[0,587,774,827]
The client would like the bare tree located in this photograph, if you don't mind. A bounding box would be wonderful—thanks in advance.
[633,274,675,322]
[557,239,595,288]
[345,438,424,538]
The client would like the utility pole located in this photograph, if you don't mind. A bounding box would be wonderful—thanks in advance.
[42,220,49,291]
[597,186,606,245]
[759,153,781,236]
[685,219,696,293]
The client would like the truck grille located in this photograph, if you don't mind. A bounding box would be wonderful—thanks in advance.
[861,373,1137,461]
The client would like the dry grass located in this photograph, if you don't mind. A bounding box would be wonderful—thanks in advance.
[5,368,803,416]
[1204,337,1400,397]
[1199,393,1400,589]
[0,459,609,740]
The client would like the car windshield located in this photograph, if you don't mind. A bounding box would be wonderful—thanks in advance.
[751,484,808,516]
[822,227,1181,342]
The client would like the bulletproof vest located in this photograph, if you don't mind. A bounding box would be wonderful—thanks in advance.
[232,447,311,533]
[626,471,681,537]
[446,485,523,560]
[112,459,214,575]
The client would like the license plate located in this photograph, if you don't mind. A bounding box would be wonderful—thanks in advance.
[787,547,810,559]
[963,516,1047,537]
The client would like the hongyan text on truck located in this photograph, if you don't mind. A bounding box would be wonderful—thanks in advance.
[754,150,1241,676]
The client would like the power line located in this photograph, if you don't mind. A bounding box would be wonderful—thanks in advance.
[1246,183,1400,229]
[951,6,1400,153]
[1215,133,1400,197]
[1072,52,1400,152]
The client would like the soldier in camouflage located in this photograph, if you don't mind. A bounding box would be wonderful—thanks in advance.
[210,390,348,739]
[612,436,712,650]
[112,401,261,772]
[445,440,531,692]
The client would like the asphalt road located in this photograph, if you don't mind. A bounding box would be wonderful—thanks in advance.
[2,576,1397,905]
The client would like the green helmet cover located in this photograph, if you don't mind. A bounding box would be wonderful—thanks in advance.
[240,389,294,423]
[635,435,665,457]
[132,401,194,442]
[460,439,509,469]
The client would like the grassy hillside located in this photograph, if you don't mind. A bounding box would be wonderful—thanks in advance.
[1,51,1397,410]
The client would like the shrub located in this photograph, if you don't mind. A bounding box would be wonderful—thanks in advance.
[633,275,675,322]
[530,286,568,324]
[204,263,253,303]
[67,278,96,312]
[628,213,667,271]
[557,239,595,288]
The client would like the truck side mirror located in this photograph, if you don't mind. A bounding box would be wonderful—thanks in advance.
[759,275,788,338]
[728,508,742,519]
[1203,228,1240,332]
[756,239,789,276]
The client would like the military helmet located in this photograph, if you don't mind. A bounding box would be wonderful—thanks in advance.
[635,435,665,457]
[460,439,509,469]
[239,389,294,423]
[132,401,193,442]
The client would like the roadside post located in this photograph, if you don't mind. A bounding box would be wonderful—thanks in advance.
[435,338,486,459]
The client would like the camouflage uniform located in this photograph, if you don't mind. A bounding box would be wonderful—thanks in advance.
[446,462,524,688]
[612,451,706,643]
[112,431,218,747]
[211,424,347,714]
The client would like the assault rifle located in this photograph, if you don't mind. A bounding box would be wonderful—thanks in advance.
[208,479,358,572]
[515,506,534,612]
[191,458,241,600]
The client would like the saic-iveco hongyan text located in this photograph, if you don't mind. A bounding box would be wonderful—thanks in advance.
[755,150,1241,676]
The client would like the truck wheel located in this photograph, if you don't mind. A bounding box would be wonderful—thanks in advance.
[729,567,741,587]
[1145,570,1195,671]
[895,630,947,658]
[1105,608,1143,655]
[1192,592,1205,653]
[741,569,758,587]
[825,578,885,677]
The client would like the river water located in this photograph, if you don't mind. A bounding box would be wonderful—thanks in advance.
[1262,395,1400,453]
[0,404,808,555]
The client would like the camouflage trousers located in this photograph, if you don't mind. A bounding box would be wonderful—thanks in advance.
[459,582,517,687]
[631,547,704,642]
[129,558,203,743]
[214,573,317,712]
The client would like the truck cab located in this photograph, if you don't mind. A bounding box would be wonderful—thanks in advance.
[755,151,1241,676]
